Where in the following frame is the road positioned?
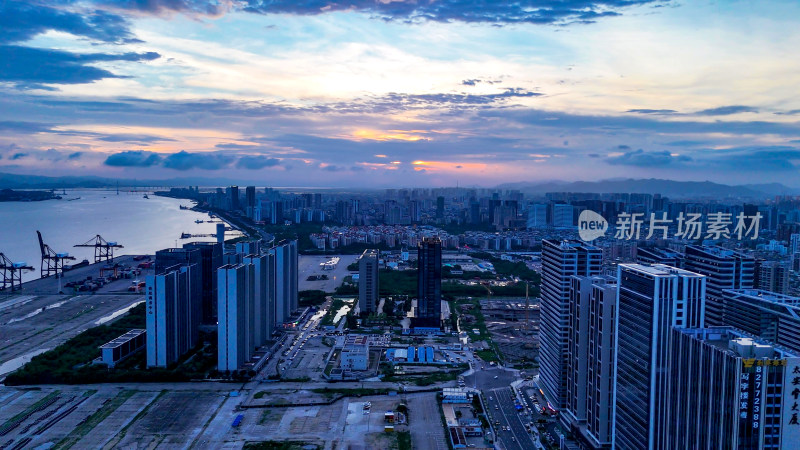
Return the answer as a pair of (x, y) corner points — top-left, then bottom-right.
(484, 387), (538, 450)
(257, 296), (329, 380)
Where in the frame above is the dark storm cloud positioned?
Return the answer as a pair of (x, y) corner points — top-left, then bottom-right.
(242, 0), (669, 26)
(236, 155), (281, 169)
(606, 149), (692, 167)
(0, 46), (160, 85)
(0, 1), (138, 44)
(162, 151), (235, 170)
(104, 150), (163, 167)
(693, 105), (758, 116)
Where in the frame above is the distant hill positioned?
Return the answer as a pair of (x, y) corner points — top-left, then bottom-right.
(0, 172), (234, 189)
(496, 178), (797, 199)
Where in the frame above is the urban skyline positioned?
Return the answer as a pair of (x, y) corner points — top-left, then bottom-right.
(3, 0), (800, 448)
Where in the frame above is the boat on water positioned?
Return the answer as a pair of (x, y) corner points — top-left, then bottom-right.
(143, 194), (149, 199)
(195, 219), (204, 224)
(180, 205), (190, 210)
(67, 197), (81, 201)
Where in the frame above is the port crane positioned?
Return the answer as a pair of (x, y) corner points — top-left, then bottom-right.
(74, 235), (124, 263)
(0, 253), (34, 292)
(37, 230), (75, 278)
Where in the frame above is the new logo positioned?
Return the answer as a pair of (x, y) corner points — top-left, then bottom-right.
(578, 210), (608, 241)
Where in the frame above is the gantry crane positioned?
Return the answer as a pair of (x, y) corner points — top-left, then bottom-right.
(37, 230), (75, 278)
(75, 235), (123, 263)
(0, 253), (34, 291)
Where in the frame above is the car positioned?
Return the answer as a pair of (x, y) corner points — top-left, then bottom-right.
(494, 375), (499, 379)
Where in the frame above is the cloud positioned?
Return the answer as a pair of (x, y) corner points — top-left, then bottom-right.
(68, 152), (83, 160)
(606, 149), (691, 167)
(0, 121), (52, 133)
(0, 1), (138, 44)
(104, 150), (162, 167)
(162, 151), (234, 170)
(10, 152), (28, 160)
(626, 109), (677, 115)
(0, 46), (160, 86)
(99, 0), (233, 16)
(242, 0), (668, 26)
(693, 105), (758, 116)
(775, 109), (800, 116)
(236, 155), (280, 169)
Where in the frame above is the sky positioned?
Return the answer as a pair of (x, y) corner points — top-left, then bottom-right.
(1, 0), (799, 188)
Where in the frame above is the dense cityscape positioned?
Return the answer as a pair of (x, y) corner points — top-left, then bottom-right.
(1, 183), (800, 449)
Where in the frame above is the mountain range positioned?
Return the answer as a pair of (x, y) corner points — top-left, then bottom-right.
(0, 172), (796, 199)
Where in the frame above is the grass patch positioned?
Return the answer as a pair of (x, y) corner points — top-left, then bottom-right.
(254, 391), (267, 399)
(310, 387), (393, 397)
(5, 304), (218, 385)
(299, 290), (328, 307)
(475, 349), (499, 363)
(397, 431), (412, 450)
(55, 390), (135, 449)
(320, 298), (347, 326)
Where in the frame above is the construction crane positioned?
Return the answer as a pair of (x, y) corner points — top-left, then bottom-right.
(37, 230), (75, 278)
(0, 253), (34, 292)
(75, 235), (124, 263)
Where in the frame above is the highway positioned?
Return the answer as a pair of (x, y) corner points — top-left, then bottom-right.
(484, 387), (538, 450)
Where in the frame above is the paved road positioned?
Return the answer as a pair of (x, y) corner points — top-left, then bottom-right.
(408, 392), (448, 450)
(485, 387), (538, 450)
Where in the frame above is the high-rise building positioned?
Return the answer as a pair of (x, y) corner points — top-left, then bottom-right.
(635, 247), (683, 267)
(540, 239), (602, 413)
(416, 237), (442, 327)
(358, 249), (379, 314)
(217, 264), (249, 372)
(756, 260), (791, 295)
(243, 253), (271, 345)
(565, 275), (617, 449)
(146, 264), (202, 367)
(235, 240), (261, 256)
(271, 240), (298, 324)
(670, 327), (800, 449)
(182, 241), (222, 325)
(719, 289), (800, 353)
(227, 185), (240, 211)
(436, 196), (445, 220)
(469, 201), (481, 224)
(527, 203), (548, 229)
(155, 247), (201, 275)
(245, 185), (256, 216)
(553, 203), (574, 228)
(614, 264), (706, 450)
(683, 245), (754, 325)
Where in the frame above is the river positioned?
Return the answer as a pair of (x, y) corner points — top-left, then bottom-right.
(0, 189), (241, 282)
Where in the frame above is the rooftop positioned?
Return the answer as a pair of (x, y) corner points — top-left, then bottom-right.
(100, 329), (146, 349)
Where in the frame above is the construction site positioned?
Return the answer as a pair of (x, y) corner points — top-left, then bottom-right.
(479, 298), (540, 365)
